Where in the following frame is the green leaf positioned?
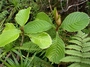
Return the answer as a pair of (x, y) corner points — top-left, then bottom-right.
(69, 40), (81, 46)
(24, 19), (52, 33)
(3, 23), (16, 32)
(66, 45), (81, 51)
(68, 63), (90, 67)
(46, 32), (65, 64)
(60, 56), (80, 63)
(28, 32), (52, 49)
(15, 41), (42, 53)
(82, 47), (90, 52)
(15, 7), (31, 26)
(36, 12), (52, 24)
(61, 12), (90, 32)
(81, 58), (90, 64)
(65, 50), (81, 57)
(0, 23), (20, 47)
(82, 53), (90, 58)
(83, 42), (90, 47)
(68, 63), (81, 67)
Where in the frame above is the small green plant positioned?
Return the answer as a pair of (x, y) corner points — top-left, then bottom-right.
(61, 31), (90, 67)
(0, 6), (90, 67)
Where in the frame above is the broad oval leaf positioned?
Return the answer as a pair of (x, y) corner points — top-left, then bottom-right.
(45, 32), (65, 64)
(36, 12), (52, 24)
(24, 19), (52, 33)
(61, 12), (90, 32)
(0, 23), (21, 47)
(15, 7), (31, 26)
(28, 32), (52, 49)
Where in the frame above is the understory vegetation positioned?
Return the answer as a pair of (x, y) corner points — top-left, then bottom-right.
(0, 0), (90, 67)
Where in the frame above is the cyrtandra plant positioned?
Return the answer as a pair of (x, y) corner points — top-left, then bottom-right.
(0, 6), (90, 66)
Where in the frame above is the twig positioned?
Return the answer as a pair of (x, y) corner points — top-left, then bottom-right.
(63, 0), (88, 12)
(59, 0), (64, 11)
(48, 0), (52, 12)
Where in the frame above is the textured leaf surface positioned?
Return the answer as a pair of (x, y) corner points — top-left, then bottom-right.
(82, 47), (90, 52)
(28, 32), (52, 49)
(24, 19), (52, 33)
(81, 58), (90, 64)
(65, 50), (81, 57)
(60, 56), (80, 62)
(15, 42), (41, 53)
(82, 53), (90, 58)
(15, 7), (31, 26)
(68, 63), (80, 67)
(61, 31), (90, 66)
(66, 45), (81, 51)
(69, 40), (81, 46)
(46, 32), (65, 64)
(83, 42), (90, 47)
(36, 12), (52, 23)
(0, 23), (20, 47)
(61, 12), (89, 32)
(69, 63), (90, 67)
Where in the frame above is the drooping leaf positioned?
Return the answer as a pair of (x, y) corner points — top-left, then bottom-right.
(24, 19), (52, 33)
(61, 12), (90, 32)
(36, 12), (52, 24)
(0, 23), (21, 47)
(28, 32), (52, 49)
(46, 32), (65, 64)
(15, 7), (31, 26)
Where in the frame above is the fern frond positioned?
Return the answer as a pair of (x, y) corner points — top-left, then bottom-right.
(82, 34), (88, 39)
(76, 31), (87, 38)
(60, 56), (80, 63)
(82, 47), (90, 52)
(83, 37), (90, 43)
(61, 31), (90, 67)
(69, 40), (81, 46)
(82, 53), (90, 58)
(0, 10), (8, 21)
(83, 42), (90, 47)
(65, 50), (81, 57)
(81, 58), (90, 64)
(68, 63), (90, 67)
(66, 45), (81, 51)
(71, 36), (82, 41)
(15, 42), (42, 53)
(68, 63), (80, 67)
